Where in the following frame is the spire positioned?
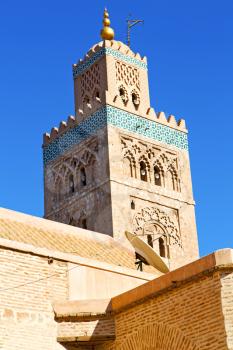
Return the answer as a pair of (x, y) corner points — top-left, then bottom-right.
(100, 8), (115, 40)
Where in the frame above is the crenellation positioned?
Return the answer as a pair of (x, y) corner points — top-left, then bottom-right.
(43, 9), (197, 274)
(50, 127), (58, 140)
(1, 8), (233, 350)
(43, 115), (76, 146)
(58, 121), (67, 133)
(42, 106), (187, 149)
(167, 114), (177, 127)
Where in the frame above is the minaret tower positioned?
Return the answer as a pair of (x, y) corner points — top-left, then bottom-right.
(43, 9), (199, 269)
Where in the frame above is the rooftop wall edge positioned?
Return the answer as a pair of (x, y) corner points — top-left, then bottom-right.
(110, 249), (233, 313)
(0, 237), (155, 281)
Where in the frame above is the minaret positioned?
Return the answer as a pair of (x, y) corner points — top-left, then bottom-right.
(43, 9), (199, 269)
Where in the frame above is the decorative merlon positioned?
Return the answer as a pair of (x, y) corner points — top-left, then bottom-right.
(43, 115), (76, 145)
(43, 106), (187, 147)
(43, 105), (188, 165)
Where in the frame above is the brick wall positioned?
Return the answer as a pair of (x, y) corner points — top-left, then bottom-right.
(0, 247), (68, 350)
(98, 271), (229, 350)
(221, 271), (233, 350)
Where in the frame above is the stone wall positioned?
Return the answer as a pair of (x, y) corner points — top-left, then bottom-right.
(221, 270), (233, 349)
(107, 125), (199, 269)
(0, 239), (155, 350)
(105, 274), (226, 349)
(95, 252), (233, 350)
(0, 247), (68, 350)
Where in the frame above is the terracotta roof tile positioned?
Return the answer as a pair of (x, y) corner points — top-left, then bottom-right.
(0, 208), (157, 274)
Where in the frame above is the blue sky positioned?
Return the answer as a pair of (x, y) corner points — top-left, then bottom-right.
(0, 0), (232, 256)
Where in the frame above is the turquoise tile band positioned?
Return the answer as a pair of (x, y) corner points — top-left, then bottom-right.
(43, 106), (188, 165)
(106, 106), (188, 150)
(73, 47), (148, 77)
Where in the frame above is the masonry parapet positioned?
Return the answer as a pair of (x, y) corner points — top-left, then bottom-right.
(72, 40), (147, 78)
(43, 115), (76, 146)
(43, 106), (187, 148)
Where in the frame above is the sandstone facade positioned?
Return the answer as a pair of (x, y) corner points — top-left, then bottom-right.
(1, 11), (232, 350)
(43, 40), (199, 270)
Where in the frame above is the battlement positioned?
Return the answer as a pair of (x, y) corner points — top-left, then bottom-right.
(43, 105), (187, 151)
(43, 115), (76, 146)
(72, 40), (147, 78)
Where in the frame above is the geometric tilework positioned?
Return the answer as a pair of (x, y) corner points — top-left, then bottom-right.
(43, 107), (107, 165)
(43, 105), (188, 166)
(73, 47), (147, 78)
(106, 105), (188, 151)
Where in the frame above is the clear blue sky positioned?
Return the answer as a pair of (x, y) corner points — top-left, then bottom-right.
(0, 0), (232, 257)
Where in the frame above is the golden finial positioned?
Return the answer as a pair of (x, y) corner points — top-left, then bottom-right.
(100, 8), (115, 40)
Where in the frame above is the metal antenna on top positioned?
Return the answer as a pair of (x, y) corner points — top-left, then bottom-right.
(127, 17), (144, 47)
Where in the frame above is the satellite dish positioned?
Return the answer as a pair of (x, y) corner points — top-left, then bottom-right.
(125, 231), (170, 274)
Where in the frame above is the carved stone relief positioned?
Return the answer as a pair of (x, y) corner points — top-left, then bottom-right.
(80, 63), (100, 98)
(47, 138), (99, 209)
(133, 206), (182, 250)
(121, 135), (181, 191)
(115, 61), (140, 90)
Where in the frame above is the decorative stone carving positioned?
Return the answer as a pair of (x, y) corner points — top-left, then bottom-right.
(43, 106), (188, 165)
(121, 136), (181, 191)
(80, 63), (100, 99)
(133, 206), (181, 248)
(49, 138), (99, 206)
(115, 61), (140, 90)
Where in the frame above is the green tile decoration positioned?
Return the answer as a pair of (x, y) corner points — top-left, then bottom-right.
(43, 105), (188, 165)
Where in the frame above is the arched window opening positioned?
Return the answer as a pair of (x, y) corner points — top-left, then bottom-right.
(80, 167), (87, 187)
(69, 174), (75, 194)
(84, 95), (90, 104)
(119, 88), (125, 97)
(96, 91), (100, 99)
(131, 200), (135, 210)
(69, 217), (76, 226)
(140, 161), (148, 182)
(154, 166), (162, 186)
(167, 170), (175, 191)
(56, 178), (63, 202)
(147, 234), (153, 248)
(132, 92), (140, 109)
(119, 86), (128, 104)
(159, 237), (166, 258)
(123, 157), (133, 178)
(81, 218), (87, 229)
(83, 95), (91, 109)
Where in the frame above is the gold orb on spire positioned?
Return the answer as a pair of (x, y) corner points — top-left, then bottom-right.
(100, 8), (115, 40)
